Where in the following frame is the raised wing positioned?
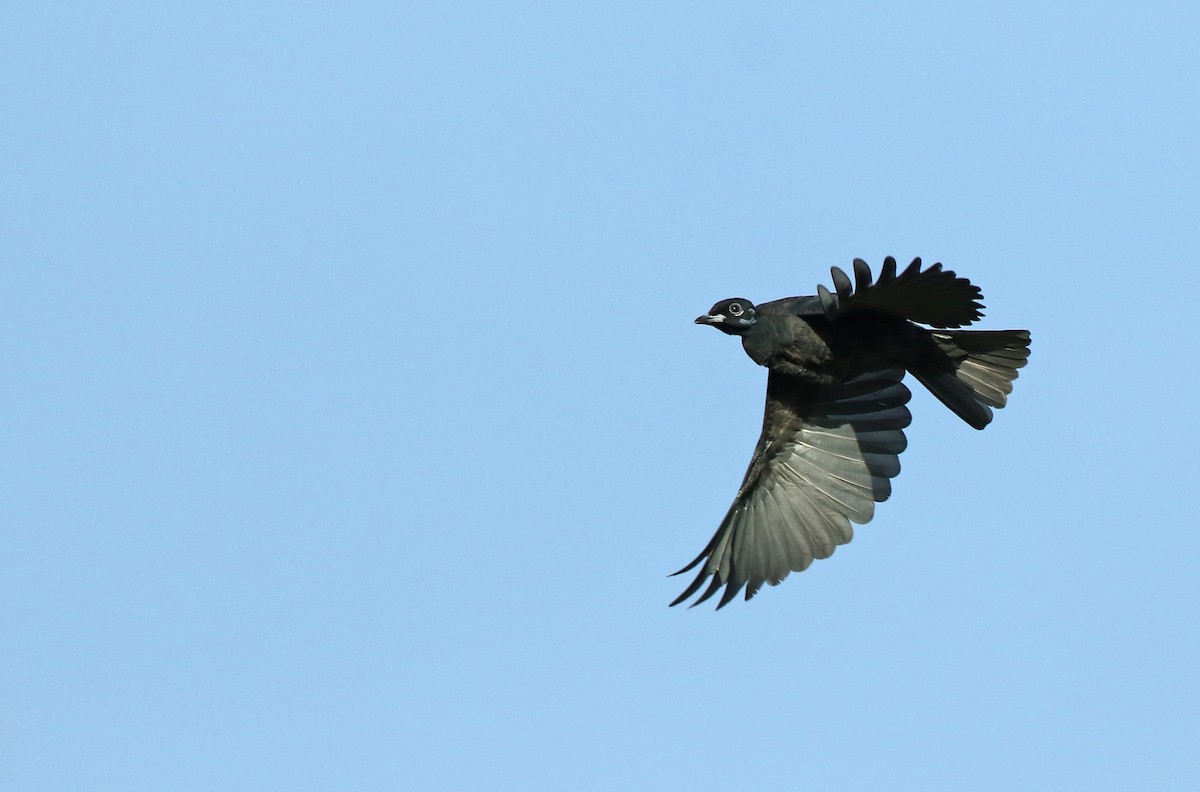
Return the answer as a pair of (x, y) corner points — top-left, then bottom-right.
(813, 256), (985, 328)
(671, 369), (912, 609)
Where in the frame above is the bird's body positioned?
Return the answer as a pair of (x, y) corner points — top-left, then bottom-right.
(675, 257), (1030, 609)
(742, 303), (926, 384)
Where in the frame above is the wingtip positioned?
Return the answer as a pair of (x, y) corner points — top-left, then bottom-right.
(830, 266), (853, 301)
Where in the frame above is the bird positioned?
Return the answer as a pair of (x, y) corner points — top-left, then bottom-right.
(673, 256), (1030, 609)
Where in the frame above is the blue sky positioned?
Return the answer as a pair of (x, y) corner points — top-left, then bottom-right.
(3, 2), (1198, 789)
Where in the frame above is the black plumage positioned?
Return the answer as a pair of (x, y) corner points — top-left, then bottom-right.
(674, 256), (1030, 609)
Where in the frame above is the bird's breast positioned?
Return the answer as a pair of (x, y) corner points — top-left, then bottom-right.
(741, 315), (831, 375)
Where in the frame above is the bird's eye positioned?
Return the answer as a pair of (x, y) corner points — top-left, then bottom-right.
(728, 303), (744, 316)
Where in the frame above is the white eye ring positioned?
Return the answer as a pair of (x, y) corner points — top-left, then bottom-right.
(728, 303), (744, 316)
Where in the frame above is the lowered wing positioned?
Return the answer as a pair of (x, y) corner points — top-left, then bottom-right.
(671, 369), (912, 609)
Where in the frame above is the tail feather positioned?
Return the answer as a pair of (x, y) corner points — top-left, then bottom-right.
(910, 329), (1031, 429)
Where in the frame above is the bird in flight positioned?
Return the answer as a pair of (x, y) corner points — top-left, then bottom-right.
(673, 256), (1030, 609)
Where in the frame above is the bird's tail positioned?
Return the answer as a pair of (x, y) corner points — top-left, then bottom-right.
(909, 329), (1031, 430)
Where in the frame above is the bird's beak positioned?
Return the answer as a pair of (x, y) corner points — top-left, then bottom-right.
(695, 314), (722, 325)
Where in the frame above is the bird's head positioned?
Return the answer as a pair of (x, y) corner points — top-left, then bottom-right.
(695, 298), (757, 335)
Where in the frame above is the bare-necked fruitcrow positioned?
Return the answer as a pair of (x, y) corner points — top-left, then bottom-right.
(673, 256), (1030, 609)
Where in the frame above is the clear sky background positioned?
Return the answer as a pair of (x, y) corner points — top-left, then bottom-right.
(3, 3), (1198, 790)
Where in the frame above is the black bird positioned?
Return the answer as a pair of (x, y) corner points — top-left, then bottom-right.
(673, 256), (1030, 609)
